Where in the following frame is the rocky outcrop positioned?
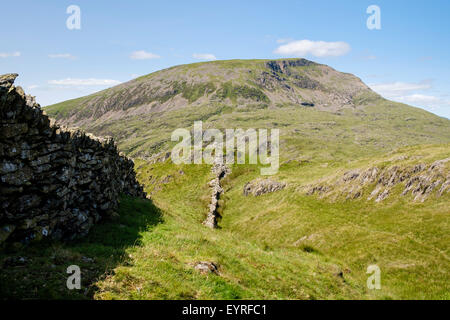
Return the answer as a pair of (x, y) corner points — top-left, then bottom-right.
(193, 261), (219, 275)
(307, 158), (449, 202)
(203, 161), (230, 229)
(243, 179), (286, 197)
(265, 59), (317, 74)
(143, 151), (171, 164)
(0, 74), (146, 245)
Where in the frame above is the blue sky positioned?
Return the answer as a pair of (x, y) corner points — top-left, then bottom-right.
(1, 0), (449, 118)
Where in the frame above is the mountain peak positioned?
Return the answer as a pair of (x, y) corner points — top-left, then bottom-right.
(46, 58), (376, 124)
(44, 58), (449, 159)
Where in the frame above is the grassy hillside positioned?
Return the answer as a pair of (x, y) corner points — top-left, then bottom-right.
(2, 144), (448, 299)
(44, 59), (450, 160)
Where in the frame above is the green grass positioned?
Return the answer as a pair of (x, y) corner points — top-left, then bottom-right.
(0, 197), (162, 299)
(218, 144), (450, 299)
(103, 144), (448, 300)
(93, 162), (364, 300)
(0, 165), (363, 300)
(45, 98), (450, 163)
(216, 82), (270, 104)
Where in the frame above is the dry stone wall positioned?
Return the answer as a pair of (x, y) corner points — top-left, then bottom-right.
(0, 74), (146, 245)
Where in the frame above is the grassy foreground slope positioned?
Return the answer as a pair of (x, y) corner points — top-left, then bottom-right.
(3, 144), (447, 299)
(112, 143), (448, 300)
(0, 169), (363, 300)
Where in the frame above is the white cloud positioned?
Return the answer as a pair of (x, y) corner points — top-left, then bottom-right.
(395, 94), (450, 114)
(274, 40), (351, 57)
(369, 81), (432, 97)
(369, 80), (449, 114)
(48, 78), (121, 86)
(192, 53), (217, 60)
(130, 50), (160, 60)
(48, 53), (76, 59)
(397, 94), (443, 105)
(28, 85), (39, 89)
(0, 51), (21, 58)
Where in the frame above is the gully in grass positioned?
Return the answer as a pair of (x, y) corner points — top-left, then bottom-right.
(171, 121), (280, 175)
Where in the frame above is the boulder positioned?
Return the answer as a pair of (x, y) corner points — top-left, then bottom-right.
(194, 261), (219, 275)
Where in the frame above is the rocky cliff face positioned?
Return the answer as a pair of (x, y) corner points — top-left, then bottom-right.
(0, 74), (146, 245)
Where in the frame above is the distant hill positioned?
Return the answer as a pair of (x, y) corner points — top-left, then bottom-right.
(45, 58), (450, 161)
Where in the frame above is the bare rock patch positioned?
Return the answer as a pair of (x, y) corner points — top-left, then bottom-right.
(243, 179), (286, 196)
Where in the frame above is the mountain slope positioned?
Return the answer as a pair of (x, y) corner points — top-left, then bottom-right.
(45, 59), (450, 161)
(46, 58), (372, 122)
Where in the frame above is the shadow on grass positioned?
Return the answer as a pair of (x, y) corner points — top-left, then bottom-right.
(0, 196), (162, 299)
